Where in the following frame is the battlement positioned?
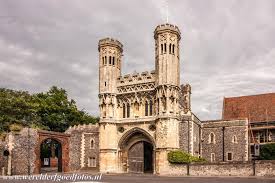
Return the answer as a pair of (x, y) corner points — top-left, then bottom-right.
(154, 23), (181, 39)
(98, 37), (123, 52)
(117, 70), (156, 85)
(66, 123), (99, 133)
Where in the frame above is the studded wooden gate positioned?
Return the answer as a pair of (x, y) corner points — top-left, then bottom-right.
(128, 141), (144, 173)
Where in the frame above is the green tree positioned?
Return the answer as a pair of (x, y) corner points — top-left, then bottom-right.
(260, 143), (275, 160)
(0, 86), (99, 133)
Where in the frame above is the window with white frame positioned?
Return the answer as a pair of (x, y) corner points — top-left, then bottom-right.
(209, 132), (216, 144)
(90, 139), (95, 149)
(88, 157), (96, 167)
(232, 135), (238, 144)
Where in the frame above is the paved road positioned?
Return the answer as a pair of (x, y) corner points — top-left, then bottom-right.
(0, 174), (274, 183)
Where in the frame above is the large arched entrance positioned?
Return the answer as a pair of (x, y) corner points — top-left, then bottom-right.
(40, 138), (62, 173)
(118, 128), (155, 173)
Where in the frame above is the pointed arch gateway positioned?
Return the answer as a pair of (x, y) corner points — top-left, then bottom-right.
(118, 128), (155, 173)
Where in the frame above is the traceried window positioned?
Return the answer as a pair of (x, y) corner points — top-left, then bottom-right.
(88, 157), (96, 167)
(127, 103), (130, 118)
(209, 132), (215, 144)
(123, 104), (126, 118)
(145, 101), (149, 116)
(149, 100), (153, 116)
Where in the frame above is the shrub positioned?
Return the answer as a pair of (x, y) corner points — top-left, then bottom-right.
(168, 150), (206, 164)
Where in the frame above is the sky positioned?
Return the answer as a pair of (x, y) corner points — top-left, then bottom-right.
(0, 0), (274, 120)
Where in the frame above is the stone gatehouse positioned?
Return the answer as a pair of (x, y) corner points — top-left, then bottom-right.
(0, 23), (253, 175)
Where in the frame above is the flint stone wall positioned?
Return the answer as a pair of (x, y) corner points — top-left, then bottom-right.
(66, 124), (99, 172)
(10, 128), (38, 175)
(165, 161), (275, 176)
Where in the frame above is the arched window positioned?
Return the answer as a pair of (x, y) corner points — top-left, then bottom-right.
(127, 103), (130, 118)
(123, 104), (126, 118)
(172, 44), (175, 54)
(145, 101), (148, 116)
(164, 43), (167, 53)
(104, 56), (107, 65)
(161, 44), (163, 54)
(149, 100), (153, 116)
(90, 139), (95, 149)
(209, 132), (215, 144)
(232, 135), (238, 143)
(169, 43), (171, 54)
(102, 57), (104, 65)
(112, 57), (115, 65)
(109, 56), (112, 65)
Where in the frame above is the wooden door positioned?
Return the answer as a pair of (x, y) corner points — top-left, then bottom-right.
(128, 141), (144, 173)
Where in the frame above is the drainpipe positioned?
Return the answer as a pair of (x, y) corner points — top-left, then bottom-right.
(27, 127), (30, 175)
(187, 120), (190, 153)
(222, 127), (225, 162)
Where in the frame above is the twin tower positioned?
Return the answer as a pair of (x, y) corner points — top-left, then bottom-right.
(97, 24), (185, 174)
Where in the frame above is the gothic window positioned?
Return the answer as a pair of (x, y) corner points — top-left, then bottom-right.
(145, 101), (148, 116)
(104, 56), (107, 65)
(211, 153), (215, 162)
(161, 44), (163, 54)
(232, 135), (238, 143)
(227, 152), (233, 161)
(102, 57), (104, 65)
(164, 43), (167, 53)
(149, 100), (153, 116)
(169, 43), (171, 54)
(104, 82), (106, 87)
(172, 44), (175, 54)
(209, 132), (215, 144)
(109, 56), (112, 65)
(112, 57), (115, 65)
(123, 104), (126, 118)
(90, 139), (95, 149)
(127, 103), (130, 118)
(88, 157), (96, 167)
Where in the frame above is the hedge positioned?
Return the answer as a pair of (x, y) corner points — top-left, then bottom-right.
(168, 150), (206, 163)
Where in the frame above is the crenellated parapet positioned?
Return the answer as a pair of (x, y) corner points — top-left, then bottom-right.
(98, 37), (123, 52)
(66, 123), (99, 133)
(154, 23), (181, 40)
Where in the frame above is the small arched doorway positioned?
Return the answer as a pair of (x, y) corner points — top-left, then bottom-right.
(40, 138), (62, 173)
(119, 128), (155, 173)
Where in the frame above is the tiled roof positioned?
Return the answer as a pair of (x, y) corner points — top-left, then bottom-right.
(222, 93), (275, 123)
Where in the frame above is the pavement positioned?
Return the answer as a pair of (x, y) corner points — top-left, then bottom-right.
(0, 173), (274, 183)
